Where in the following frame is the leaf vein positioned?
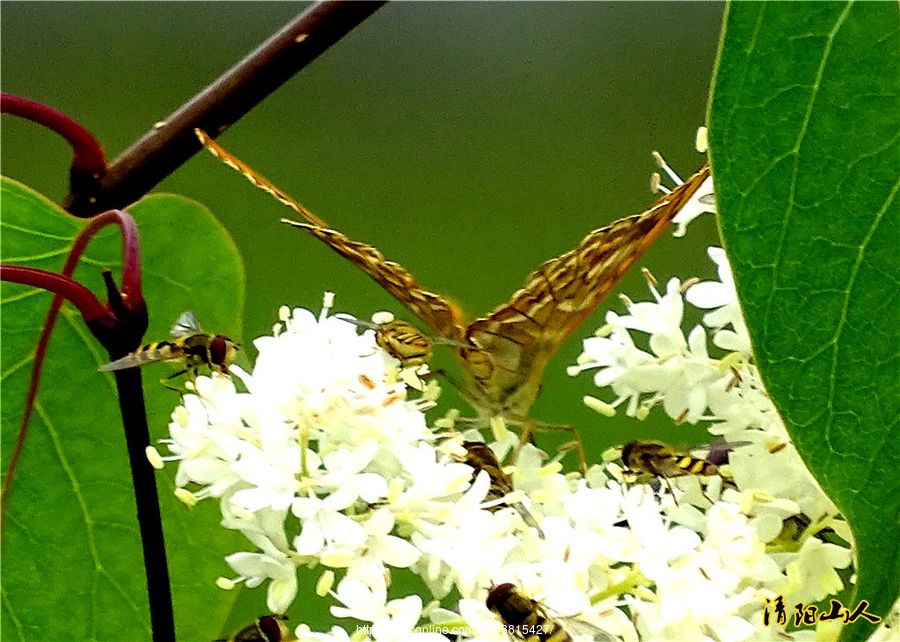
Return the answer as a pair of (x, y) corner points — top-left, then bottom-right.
(763, 2), (854, 334)
(0, 221), (76, 241)
(0, 352), (35, 382)
(0, 287), (46, 305)
(823, 177), (899, 449)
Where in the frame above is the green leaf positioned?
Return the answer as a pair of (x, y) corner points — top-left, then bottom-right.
(1, 178), (247, 641)
(709, 3), (898, 640)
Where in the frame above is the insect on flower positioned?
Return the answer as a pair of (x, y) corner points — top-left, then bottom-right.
(214, 614), (293, 642)
(457, 441), (544, 537)
(99, 311), (239, 388)
(336, 314), (437, 368)
(486, 582), (616, 642)
(621, 440), (719, 480)
(195, 129), (710, 468)
(619, 439), (728, 504)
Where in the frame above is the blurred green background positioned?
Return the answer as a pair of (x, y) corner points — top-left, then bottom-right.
(2, 0), (724, 633)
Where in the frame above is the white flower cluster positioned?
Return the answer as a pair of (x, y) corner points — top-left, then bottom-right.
(150, 151), (889, 642)
(568, 244), (855, 640)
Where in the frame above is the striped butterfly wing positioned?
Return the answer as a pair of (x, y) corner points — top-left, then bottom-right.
(280, 220), (469, 344)
(197, 129), (469, 343)
(464, 165), (711, 415)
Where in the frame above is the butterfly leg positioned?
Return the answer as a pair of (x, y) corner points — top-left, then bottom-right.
(515, 420), (589, 475)
(426, 367), (465, 396)
(510, 419), (535, 465)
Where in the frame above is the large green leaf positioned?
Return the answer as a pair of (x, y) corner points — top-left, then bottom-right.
(709, 3), (898, 640)
(1, 178), (247, 641)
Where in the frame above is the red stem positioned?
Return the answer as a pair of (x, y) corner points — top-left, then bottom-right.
(1, 92), (107, 177)
(0, 265), (109, 520)
(71, 210), (142, 298)
(0, 211), (145, 533)
(0, 265), (107, 319)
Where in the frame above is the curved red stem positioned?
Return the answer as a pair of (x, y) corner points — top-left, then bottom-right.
(0, 211), (144, 522)
(0, 265), (107, 319)
(0, 265), (108, 519)
(1, 92), (107, 178)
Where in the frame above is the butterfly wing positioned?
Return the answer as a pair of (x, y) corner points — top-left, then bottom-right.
(282, 220), (469, 343)
(465, 165), (711, 414)
(196, 128), (331, 228)
(199, 130), (470, 344)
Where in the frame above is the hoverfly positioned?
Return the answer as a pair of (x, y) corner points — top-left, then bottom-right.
(99, 311), (239, 387)
(458, 442), (544, 537)
(620, 439), (723, 503)
(374, 318), (434, 367)
(214, 614), (293, 642)
(338, 313), (476, 370)
(486, 582), (616, 642)
(621, 440), (719, 480)
(336, 314), (434, 367)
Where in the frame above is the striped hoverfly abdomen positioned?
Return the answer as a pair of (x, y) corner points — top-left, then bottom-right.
(621, 440), (719, 479)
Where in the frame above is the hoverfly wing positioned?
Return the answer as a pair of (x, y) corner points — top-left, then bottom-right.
(523, 591), (619, 642)
(461, 442), (545, 537)
(98, 353), (146, 372)
(557, 615), (619, 642)
(171, 310), (203, 337)
(510, 502), (544, 538)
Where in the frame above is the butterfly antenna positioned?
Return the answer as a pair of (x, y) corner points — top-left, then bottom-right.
(194, 128), (330, 228)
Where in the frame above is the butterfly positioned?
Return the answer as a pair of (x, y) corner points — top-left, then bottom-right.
(195, 129), (710, 452)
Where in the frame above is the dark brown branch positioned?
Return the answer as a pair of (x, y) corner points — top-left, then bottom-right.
(102, 356), (173, 642)
(63, 0), (386, 217)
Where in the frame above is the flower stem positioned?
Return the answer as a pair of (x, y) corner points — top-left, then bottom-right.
(590, 567), (647, 604)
